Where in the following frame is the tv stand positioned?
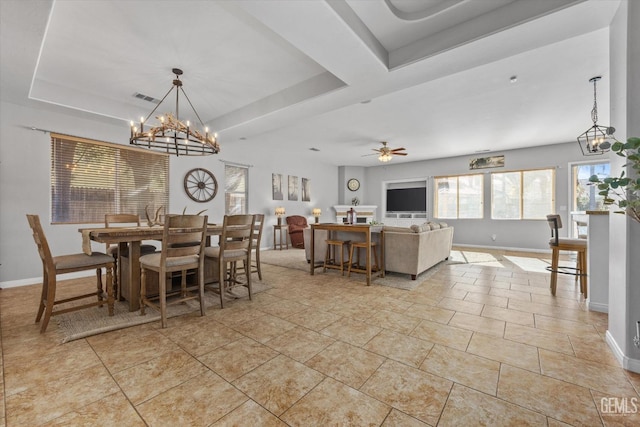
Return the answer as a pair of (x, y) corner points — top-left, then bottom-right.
(384, 212), (427, 227)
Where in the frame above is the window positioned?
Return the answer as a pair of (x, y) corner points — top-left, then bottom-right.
(225, 164), (248, 214)
(491, 168), (554, 219)
(434, 174), (483, 219)
(51, 134), (169, 224)
(571, 161), (610, 211)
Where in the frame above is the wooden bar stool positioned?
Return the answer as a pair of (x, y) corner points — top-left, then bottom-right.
(347, 241), (380, 278)
(546, 214), (587, 298)
(323, 239), (350, 275)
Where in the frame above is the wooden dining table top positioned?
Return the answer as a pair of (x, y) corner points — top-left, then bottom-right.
(79, 224), (224, 244)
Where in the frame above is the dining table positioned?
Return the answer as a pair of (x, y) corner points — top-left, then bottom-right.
(309, 223), (384, 285)
(79, 224), (223, 311)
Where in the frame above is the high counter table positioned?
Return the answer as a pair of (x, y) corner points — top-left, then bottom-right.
(310, 223), (384, 285)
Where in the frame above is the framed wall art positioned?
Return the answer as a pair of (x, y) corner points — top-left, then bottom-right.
(470, 155), (504, 170)
(272, 173), (284, 200)
(301, 178), (310, 202)
(288, 175), (298, 201)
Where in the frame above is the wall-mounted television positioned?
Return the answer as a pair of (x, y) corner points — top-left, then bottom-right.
(386, 188), (426, 212)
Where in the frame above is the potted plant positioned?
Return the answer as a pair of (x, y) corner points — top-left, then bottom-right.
(588, 137), (640, 223)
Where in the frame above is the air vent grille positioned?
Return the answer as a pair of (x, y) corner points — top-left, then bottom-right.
(133, 92), (159, 103)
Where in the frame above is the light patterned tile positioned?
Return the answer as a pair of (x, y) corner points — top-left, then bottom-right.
(481, 304), (535, 327)
(420, 345), (500, 396)
(233, 354), (324, 416)
(364, 329), (434, 368)
(467, 333), (540, 372)
(504, 323), (574, 355)
(265, 326), (334, 362)
(320, 316), (382, 346)
(448, 312), (505, 337)
(136, 370), (247, 425)
(113, 348), (208, 405)
(285, 308), (342, 331)
(539, 349), (637, 397)
(306, 341), (385, 389)
(404, 303), (455, 324)
(361, 360), (452, 426)
(437, 297), (483, 315)
(281, 377), (390, 426)
(41, 392), (144, 426)
(439, 384), (547, 426)
(381, 409), (429, 426)
(211, 400), (287, 427)
(233, 313), (298, 343)
(198, 337), (279, 382)
(463, 292), (508, 308)
(366, 309), (422, 335)
(410, 320), (472, 351)
(498, 364), (602, 426)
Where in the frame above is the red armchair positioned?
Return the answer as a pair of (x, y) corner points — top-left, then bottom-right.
(286, 215), (308, 248)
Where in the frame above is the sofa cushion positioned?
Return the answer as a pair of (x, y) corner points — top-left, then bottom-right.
(410, 223), (431, 233)
(427, 221), (441, 230)
(383, 226), (412, 233)
(439, 222), (448, 228)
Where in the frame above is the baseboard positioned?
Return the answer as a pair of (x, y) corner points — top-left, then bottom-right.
(453, 243), (550, 254)
(0, 270), (94, 289)
(606, 330), (640, 373)
(588, 301), (608, 313)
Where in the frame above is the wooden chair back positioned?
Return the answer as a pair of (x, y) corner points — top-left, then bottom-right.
(26, 214), (54, 273)
(161, 214), (208, 264)
(105, 213), (142, 228)
(219, 214), (254, 257)
(546, 214), (562, 246)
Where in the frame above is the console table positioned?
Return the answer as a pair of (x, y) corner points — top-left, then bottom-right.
(310, 223), (384, 285)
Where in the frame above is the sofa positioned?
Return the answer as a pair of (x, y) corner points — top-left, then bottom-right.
(383, 222), (454, 279)
(303, 222), (453, 279)
(286, 215), (308, 248)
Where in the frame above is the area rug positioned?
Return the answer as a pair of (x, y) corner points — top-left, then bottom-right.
(55, 280), (270, 343)
(260, 248), (454, 291)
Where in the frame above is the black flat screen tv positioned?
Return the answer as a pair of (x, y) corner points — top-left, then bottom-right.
(386, 188), (426, 212)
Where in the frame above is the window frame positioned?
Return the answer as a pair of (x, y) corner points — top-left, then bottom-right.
(490, 167), (555, 220)
(50, 133), (169, 224)
(433, 173), (484, 219)
(224, 164), (249, 215)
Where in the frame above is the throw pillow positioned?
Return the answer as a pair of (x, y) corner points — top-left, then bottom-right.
(410, 223), (431, 233)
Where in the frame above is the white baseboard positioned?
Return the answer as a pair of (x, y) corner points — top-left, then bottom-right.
(453, 243), (550, 254)
(0, 270), (94, 289)
(606, 330), (640, 373)
(588, 301), (608, 313)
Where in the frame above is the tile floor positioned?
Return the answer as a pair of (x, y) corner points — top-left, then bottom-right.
(1, 247), (639, 426)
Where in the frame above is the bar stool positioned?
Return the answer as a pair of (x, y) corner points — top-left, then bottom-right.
(347, 241), (380, 278)
(546, 214), (587, 298)
(323, 239), (351, 275)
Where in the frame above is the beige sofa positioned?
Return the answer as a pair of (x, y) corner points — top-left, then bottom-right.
(303, 223), (453, 279)
(384, 223), (453, 279)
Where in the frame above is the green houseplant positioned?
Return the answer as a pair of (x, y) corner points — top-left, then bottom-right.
(588, 137), (640, 223)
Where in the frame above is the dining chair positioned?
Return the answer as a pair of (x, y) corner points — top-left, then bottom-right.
(205, 214), (255, 308)
(546, 214), (587, 297)
(105, 213), (156, 299)
(26, 214), (115, 333)
(251, 214), (265, 280)
(139, 214), (208, 328)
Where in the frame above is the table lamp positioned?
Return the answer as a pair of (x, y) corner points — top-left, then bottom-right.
(275, 207), (285, 225)
(312, 208), (322, 223)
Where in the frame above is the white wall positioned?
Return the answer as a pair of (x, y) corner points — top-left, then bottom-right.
(363, 142), (586, 251)
(0, 100), (338, 285)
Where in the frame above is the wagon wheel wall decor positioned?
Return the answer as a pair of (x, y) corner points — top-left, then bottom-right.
(184, 168), (218, 202)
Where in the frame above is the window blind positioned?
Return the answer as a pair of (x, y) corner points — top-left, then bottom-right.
(51, 133), (169, 224)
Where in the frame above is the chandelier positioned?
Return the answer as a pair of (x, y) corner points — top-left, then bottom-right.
(130, 68), (220, 156)
(576, 76), (615, 156)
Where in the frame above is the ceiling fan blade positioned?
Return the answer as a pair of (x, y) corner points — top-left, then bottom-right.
(393, 152), (408, 156)
(390, 147), (406, 152)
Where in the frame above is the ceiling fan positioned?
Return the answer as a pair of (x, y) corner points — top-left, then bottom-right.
(369, 141), (408, 162)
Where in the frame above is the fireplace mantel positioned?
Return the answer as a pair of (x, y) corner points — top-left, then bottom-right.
(333, 205), (377, 224)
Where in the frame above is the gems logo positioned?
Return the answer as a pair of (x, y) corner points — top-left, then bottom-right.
(600, 397), (638, 415)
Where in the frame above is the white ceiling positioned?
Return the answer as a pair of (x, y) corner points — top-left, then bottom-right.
(0, 0), (621, 166)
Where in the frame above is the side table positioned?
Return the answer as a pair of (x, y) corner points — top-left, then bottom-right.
(273, 224), (289, 250)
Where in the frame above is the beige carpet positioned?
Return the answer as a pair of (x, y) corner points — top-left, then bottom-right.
(260, 248), (455, 291)
(55, 280), (270, 343)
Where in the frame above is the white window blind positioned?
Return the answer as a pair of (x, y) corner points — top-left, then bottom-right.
(225, 164), (248, 214)
(51, 133), (169, 224)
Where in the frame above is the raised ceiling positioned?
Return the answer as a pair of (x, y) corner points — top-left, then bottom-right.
(0, 0), (621, 166)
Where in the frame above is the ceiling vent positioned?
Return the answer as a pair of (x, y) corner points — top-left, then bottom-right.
(133, 92), (159, 103)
